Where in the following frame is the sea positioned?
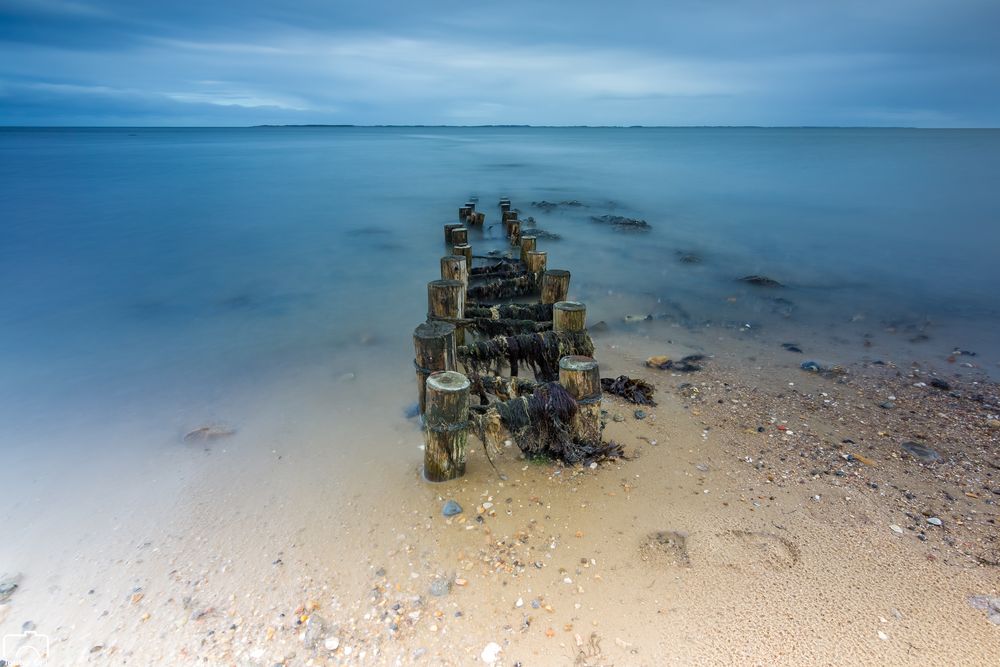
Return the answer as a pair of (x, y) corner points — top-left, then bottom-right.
(1, 127), (999, 590)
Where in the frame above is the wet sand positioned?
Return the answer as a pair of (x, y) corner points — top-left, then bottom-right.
(2, 325), (998, 666)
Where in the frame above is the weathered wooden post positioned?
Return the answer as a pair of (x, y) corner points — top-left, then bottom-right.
(413, 321), (457, 414)
(428, 279), (465, 344)
(465, 201), (476, 213)
(444, 223), (463, 243)
(423, 370), (470, 482)
(553, 301), (586, 332)
(559, 355), (602, 445)
(499, 198), (511, 213)
(508, 219), (521, 246)
(458, 205), (472, 220)
(524, 250), (548, 279)
(451, 226), (469, 245)
(440, 254), (468, 290)
(540, 269), (570, 304)
(520, 235), (537, 254)
(502, 210), (518, 223)
(453, 243), (473, 276)
(472, 211), (486, 225)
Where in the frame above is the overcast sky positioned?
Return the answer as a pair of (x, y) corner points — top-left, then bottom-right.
(1, 0), (998, 126)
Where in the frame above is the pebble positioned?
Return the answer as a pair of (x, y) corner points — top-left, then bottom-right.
(0, 573), (21, 602)
(613, 413), (625, 422)
(900, 441), (941, 462)
(324, 637), (340, 651)
(634, 409), (647, 420)
(429, 578), (452, 597)
(879, 401), (895, 409)
(926, 517), (942, 526)
(302, 614), (325, 649)
(889, 524), (904, 535)
(442, 500), (463, 517)
(480, 641), (502, 664)
(877, 630), (889, 641)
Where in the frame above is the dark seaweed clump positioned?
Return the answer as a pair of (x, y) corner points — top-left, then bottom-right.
(591, 215), (650, 230)
(601, 375), (657, 405)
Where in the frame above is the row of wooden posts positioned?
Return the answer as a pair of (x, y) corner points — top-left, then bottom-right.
(413, 197), (602, 482)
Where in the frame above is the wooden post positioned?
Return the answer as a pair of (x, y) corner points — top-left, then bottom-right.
(440, 255), (468, 319)
(540, 269), (570, 304)
(453, 243), (472, 276)
(451, 226), (468, 245)
(423, 370), (470, 482)
(523, 250), (548, 278)
(508, 219), (521, 246)
(553, 301), (586, 332)
(473, 211), (486, 225)
(520, 235), (537, 254)
(499, 199), (511, 213)
(458, 206), (471, 220)
(413, 322), (457, 414)
(445, 223), (463, 243)
(428, 279), (465, 344)
(465, 201), (476, 212)
(502, 210), (518, 223)
(559, 355), (602, 445)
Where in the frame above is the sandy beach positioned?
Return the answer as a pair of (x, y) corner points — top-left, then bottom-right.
(3, 318), (998, 666)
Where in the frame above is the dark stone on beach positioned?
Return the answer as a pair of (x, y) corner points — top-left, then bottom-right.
(0, 573), (21, 602)
(738, 275), (783, 288)
(782, 343), (803, 353)
(929, 378), (951, 391)
(634, 409), (647, 420)
(442, 500), (463, 517)
(901, 441), (941, 462)
(403, 402), (420, 419)
(880, 401), (896, 409)
(591, 215), (650, 230)
(800, 360), (822, 372)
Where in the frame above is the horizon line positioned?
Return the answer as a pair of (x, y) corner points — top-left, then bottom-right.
(2, 124), (999, 130)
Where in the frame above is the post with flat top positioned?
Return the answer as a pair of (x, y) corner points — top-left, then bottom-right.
(452, 243), (473, 278)
(540, 269), (570, 304)
(440, 255), (468, 318)
(450, 226), (469, 246)
(413, 321), (457, 415)
(553, 301), (586, 332)
(427, 279), (465, 344)
(444, 223), (463, 243)
(520, 235), (537, 255)
(508, 219), (521, 246)
(523, 250), (547, 279)
(559, 355), (602, 445)
(423, 371), (470, 482)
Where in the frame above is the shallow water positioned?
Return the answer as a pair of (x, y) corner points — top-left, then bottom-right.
(1, 125), (999, 476)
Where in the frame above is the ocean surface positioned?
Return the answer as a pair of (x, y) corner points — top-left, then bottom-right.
(1, 127), (999, 500)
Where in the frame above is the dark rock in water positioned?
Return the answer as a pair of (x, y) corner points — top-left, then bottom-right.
(800, 360), (846, 377)
(929, 378), (951, 391)
(0, 573), (22, 602)
(442, 500), (463, 517)
(676, 251), (702, 264)
(901, 441), (941, 462)
(183, 424), (237, 443)
(634, 409), (647, 420)
(403, 402), (421, 419)
(589, 320), (609, 333)
(782, 343), (803, 353)
(738, 275), (783, 288)
(591, 215), (650, 230)
(529, 228), (562, 240)
(532, 200), (585, 212)
(952, 348), (977, 357)
(879, 401), (896, 409)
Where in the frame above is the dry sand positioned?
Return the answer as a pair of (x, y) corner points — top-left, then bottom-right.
(2, 329), (999, 666)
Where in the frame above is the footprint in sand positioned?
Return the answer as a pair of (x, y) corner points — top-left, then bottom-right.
(699, 530), (801, 570)
(639, 530), (691, 567)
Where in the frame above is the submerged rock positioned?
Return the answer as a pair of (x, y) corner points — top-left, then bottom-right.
(676, 251), (702, 264)
(782, 342), (803, 353)
(0, 573), (22, 602)
(183, 424), (237, 443)
(738, 275), (783, 287)
(442, 500), (463, 517)
(591, 214), (650, 230)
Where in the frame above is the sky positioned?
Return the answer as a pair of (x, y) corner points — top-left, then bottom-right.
(1, 0), (998, 127)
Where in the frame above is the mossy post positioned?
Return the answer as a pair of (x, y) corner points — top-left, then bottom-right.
(553, 301), (586, 332)
(413, 321), (457, 414)
(458, 205), (472, 220)
(473, 211), (486, 225)
(444, 223), (463, 243)
(440, 255), (468, 318)
(453, 243), (473, 276)
(540, 269), (570, 304)
(428, 278), (465, 344)
(499, 198), (511, 213)
(502, 210), (518, 223)
(508, 219), (521, 246)
(451, 226), (469, 246)
(524, 250), (547, 278)
(423, 370), (471, 482)
(559, 355), (602, 445)
(520, 235), (537, 255)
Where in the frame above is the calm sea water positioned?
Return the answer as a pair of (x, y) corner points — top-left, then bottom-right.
(1, 126), (999, 461)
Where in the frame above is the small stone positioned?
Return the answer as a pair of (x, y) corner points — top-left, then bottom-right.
(429, 578), (452, 597)
(612, 413), (625, 422)
(515, 597), (523, 608)
(302, 614), (326, 649)
(877, 630), (889, 641)
(442, 500), (463, 517)
(929, 378), (950, 390)
(324, 637), (340, 651)
(926, 517), (942, 526)
(634, 409), (647, 420)
(480, 641), (502, 664)
(879, 401), (895, 409)
(0, 573), (21, 603)
(530, 599), (540, 609)
(889, 524), (904, 535)
(900, 441), (940, 462)
(987, 419), (1000, 430)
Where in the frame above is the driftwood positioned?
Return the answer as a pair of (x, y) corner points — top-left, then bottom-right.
(458, 330), (594, 381)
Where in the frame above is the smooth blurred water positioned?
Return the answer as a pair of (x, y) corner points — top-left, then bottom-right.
(2, 126), (999, 455)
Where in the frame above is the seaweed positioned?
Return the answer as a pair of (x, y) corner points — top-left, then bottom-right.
(458, 331), (595, 381)
(601, 375), (657, 405)
(591, 215), (650, 230)
(470, 262), (527, 278)
(465, 302), (553, 322)
(468, 317), (549, 337)
(470, 382), (622, 464)
(646, 354), (705, 372)
(469, 374), (538, 403)
(466, 274), (537, 301)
